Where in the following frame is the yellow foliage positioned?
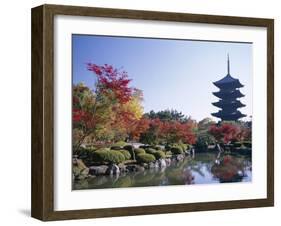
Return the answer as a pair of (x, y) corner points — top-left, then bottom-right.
(123, 96), (144, 120)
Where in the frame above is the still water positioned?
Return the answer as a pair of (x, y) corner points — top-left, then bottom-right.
(73, 153), (252, 190)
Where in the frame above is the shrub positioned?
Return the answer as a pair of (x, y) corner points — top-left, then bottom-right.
(91, 150), (125, 164)
(178, 143), (188, 151)
(166, 143), (189, 152)
(136, 153), (156, 163)
(139, 130), (158, 145)
(75, 147), (89, 157)
(118, 149), (131, 160)
(146, 148), (157, 154)
(194, 133), (215, 152)
(113, 141), (128, 147)
(243, 141), (252, 148)
(75, 147), (98, 166)
(165, 152), (172, 158)
(170, 146), (183, 155)
(91, 150), (108, 163)
(134, 148), (146, 155)
(152, 151), (166, 160)
(85, 145), (97, 150)
(166, 151), (172, 155)
(107, 151), (126, 164)
(166, 143), (187, 153)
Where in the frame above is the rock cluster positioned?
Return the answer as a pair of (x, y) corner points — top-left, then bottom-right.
(73, 152), (189, 180)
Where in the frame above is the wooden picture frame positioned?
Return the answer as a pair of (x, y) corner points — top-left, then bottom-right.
(31, 4), (274, 221)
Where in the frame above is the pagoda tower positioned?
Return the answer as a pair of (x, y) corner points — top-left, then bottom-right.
(211, 55), (246, 121)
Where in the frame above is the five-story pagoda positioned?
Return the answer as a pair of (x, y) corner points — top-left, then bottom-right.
(211, 55), (246, 121)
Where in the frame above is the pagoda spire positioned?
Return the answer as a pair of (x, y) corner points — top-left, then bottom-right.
(212, 56), (246, 121)
(227, 53), (230, 75)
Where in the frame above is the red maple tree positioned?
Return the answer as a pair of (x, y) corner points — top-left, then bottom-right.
(161, 120), (196, 144)
(209, 123), (240, 143)
(129, 117), (150, 140)
(87, 63), (133, 104)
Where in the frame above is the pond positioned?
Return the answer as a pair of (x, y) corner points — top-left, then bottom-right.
(73, 152), (252, 190)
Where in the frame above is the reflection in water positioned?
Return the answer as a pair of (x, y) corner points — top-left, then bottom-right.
(211, 155), (251, 183)
(73, 153), (252, 190)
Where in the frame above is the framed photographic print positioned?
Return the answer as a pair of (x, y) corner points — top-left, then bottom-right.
(31, 4), (274, 221)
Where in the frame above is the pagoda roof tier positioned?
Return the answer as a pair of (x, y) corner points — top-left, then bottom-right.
(213, 89), (245, 99)
(212, 100), (246, 109)
(211, 110), (246, 121)
(213, 74), (244, 89)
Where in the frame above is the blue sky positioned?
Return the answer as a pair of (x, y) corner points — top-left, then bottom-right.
(72, 34), (252, 122)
